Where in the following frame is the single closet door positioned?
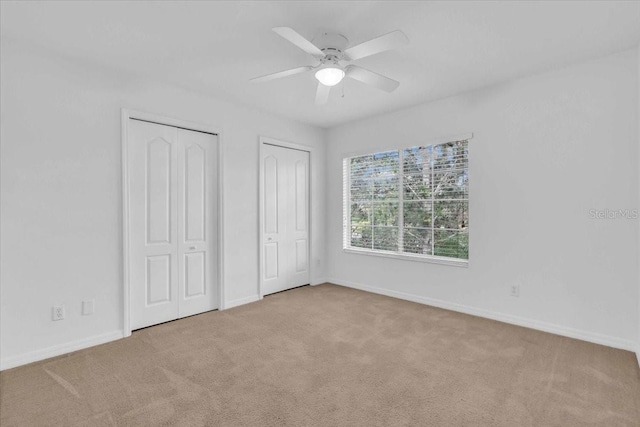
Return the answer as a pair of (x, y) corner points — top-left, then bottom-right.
(176, 128), (218, 318)
(262, 144), (310, 295)
(128, 119), (218, 330)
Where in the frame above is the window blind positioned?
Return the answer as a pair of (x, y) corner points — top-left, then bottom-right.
(344, 139), (469, 261)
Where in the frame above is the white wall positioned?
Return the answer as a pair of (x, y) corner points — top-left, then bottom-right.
(327, 49), (639, 350)
(0, 40), (326, 368)
(637, 43), (640, 362)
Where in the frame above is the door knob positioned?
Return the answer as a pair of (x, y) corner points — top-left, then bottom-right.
(189, 246), (196, 250)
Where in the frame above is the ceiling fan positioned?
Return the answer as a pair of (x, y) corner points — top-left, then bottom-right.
(250, 27), (409, 105)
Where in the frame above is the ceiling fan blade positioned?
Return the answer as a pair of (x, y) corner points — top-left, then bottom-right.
(250, 66), (312, 83)
(273, 27), (324, 58)
(345, 65), (400, 93)
(315, 83), (331, 105)
(344, 30), (409, 61)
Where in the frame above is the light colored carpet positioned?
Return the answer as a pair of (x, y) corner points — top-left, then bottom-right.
(1, 283), (639, 426)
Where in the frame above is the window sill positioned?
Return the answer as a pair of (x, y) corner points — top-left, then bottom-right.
(343, 247), (469, 268)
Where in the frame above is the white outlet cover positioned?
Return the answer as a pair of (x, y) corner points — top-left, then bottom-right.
(82, 300), (95, 315)
(52, 305), (65, 321)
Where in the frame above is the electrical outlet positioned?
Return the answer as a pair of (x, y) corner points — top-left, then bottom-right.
(52, 305), (65, 321)
(82, 300), (94, 315)
(510, 285), (520, 297)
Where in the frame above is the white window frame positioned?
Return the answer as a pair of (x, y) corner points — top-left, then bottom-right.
(342, 133), (472, 268)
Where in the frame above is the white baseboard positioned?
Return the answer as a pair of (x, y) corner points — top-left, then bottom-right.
(328, 278), (637, 353)
(0, 330), (124, 371)
(311, 278), (328, 286)
(636, 347), (640, 369)
(224, 294), (261, 310)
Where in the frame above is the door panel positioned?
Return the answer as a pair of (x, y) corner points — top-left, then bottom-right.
(184, 252), (205, 298)
(177, 128), (218, 318)
(262, 146), (287, 293)
(147, 138), (172, 244)
(295, 160), (307, 231)
(129, 120), (179, 330)
(184, 144), (205, 242)
(264, 242), (279, 279)
(129, 119), (218, 330)
(146, 255), (171, 304)
(295, 240), (307, 273)
(263, 156), (278, 234)
(288, 148), (310, 287)
(262, 144), (310, 295)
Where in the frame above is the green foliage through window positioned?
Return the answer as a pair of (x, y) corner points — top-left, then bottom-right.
(344, 140), (469, 261)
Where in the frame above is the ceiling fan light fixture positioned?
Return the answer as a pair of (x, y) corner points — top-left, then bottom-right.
(315, 66), (345, 87)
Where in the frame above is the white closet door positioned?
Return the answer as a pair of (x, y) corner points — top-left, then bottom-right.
(262, 144), (310, 295)
(177, 128), (218, 318)
(129, 119), (218, 330)
(288, 148), (310, 287)
(129, 120), (180, 329)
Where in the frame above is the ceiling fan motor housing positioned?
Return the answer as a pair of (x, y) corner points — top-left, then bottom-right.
(312, 32), (349, 61)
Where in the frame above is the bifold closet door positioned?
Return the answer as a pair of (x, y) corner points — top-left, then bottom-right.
(262, 144), (310, 295)
(128, 119), (218, 330)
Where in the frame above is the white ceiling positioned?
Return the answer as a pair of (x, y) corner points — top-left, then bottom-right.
(2, 1), (640, 128)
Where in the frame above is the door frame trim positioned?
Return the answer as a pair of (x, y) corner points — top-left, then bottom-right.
(121, 108), (225, 337)
(258, 136), (314, 299)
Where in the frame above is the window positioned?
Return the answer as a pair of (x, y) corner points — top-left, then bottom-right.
(343, 138), (469, 264)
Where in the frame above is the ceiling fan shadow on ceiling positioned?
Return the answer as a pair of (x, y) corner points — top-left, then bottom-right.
(250, 27), (409, 105)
